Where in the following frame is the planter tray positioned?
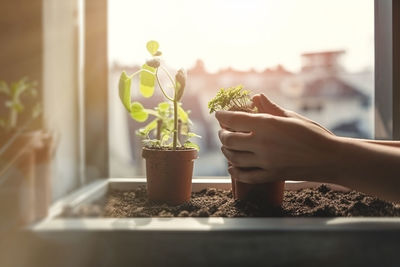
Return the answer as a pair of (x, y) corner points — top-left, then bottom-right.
(17, 178), (400, 266)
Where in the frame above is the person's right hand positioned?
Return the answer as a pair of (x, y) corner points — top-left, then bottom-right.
(216, 110), (338, 184)
(252, 94), (333, 135)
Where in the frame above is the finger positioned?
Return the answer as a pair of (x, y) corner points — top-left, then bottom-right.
(218, 129), (254, 150)
(228, 166), (279, 184)
(215, 111), (255, 132)
(253, 94), (286, 117)
(218, 121), (235, 132)
(221, 147), (258, 168)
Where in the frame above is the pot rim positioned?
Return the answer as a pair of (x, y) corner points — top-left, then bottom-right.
(142, 147), (198, 152)
(142, 147), (198, 160)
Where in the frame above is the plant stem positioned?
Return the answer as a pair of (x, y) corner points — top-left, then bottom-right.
(156, 119), (162, 140)
(9, 108), (17, 130)
(155, 69), (174, 101)
(129, 68), (154, 78)
(129, 68), (175, 101)
(160, 65), (176, 89)
(177, 119), (182, 145)
(156, 66), (178, 150)
(173, 99), (178, 150)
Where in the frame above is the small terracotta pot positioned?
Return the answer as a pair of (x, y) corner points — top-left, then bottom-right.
(233, 179), (285, 207)
(142, 148), (198, 205)
(0, 131), (41, 227)
(17, 148), (36, 225)
(33, 132), (54, 220)
(231, 176), (236, 198)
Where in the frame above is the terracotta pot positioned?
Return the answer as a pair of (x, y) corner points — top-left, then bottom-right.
(16, 147), (36, 225)
(231, 176), (236, 198)
(232, 178), (285, 207)
(0, 131), (41, 228)
(227, 162), (236, 197)
(142, 148), (198, 205)
(33, 132), (54, 220)
(0, 132), (13, 151)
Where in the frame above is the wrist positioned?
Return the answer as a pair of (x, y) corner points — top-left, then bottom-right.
(311, 135), (351, 183)
(318, 135), (374, 187)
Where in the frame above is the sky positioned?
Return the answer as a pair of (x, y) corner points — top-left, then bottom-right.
(108, 0), (374, 73)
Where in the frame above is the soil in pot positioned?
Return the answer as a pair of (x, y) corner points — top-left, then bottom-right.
(60, 184), (400, 218)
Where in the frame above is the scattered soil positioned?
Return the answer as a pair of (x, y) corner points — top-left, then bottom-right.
(60, 185), (400, 218)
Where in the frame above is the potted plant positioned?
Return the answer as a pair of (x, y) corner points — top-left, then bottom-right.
(0, 77), (54, 226)
(208, 85), (285, 206)
(118, 40), (199, 205)
(0, 77), (42, 147)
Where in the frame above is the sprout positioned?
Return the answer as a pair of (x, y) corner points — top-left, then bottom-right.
(0, 77), (41, 131)
(175, 68), (186, 101)
(118, 41), (200, 150)
(208, 85), (256, 113)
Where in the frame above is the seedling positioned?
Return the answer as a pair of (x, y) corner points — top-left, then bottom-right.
(208, 85), (256, 113)
(136, 101), (199, 150)
(118, 41), (199, 150)
(0, 77), (41, 132)
(208, 85), (284, 205)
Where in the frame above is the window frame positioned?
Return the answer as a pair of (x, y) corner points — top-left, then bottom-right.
(83, 0), (399, 179)
(84, 0), (109, 181)
(375, 0), (400, 140)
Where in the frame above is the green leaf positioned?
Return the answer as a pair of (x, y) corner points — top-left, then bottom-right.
(119, 71), (132, 111)
(178, 105), (189, 123)
(158, 102), (170, 112)
(143, 139), (161, 148)
(32, 103), (42, 118)
(130, 102), (149, 122)
(0, 81), (9, 95)
(138, 118), (158, 137)
(187, 132), (201, 138)
(6, 101), (23, 112)
(13, 78), (29, 97)
(184, 141), (200, 151)
(145, 109), (160, 117)
(161, 134), (172, 146)
(140, 64), (156, 98)
(146, 40), (159, 56)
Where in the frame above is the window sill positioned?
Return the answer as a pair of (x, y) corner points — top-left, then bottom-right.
(22, 178), (400, 266)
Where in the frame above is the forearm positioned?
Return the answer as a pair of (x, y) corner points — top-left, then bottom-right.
(321, 137), (400, 202)
(348, 138), (400, 148)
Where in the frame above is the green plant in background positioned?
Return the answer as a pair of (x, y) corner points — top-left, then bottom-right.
(208, 85), (257, 113)
(0, 77), (41, 132)
(118, 40), (199, 150)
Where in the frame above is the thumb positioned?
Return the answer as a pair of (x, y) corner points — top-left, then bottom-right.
(252, 94), (286, 117)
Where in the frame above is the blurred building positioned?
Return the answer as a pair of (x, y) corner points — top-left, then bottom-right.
(280, 50), (372, 138)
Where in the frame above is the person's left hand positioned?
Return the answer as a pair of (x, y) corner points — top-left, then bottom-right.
(215, 110), (338, 184)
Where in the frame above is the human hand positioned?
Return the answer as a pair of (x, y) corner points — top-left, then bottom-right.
(252, 93), (333, 135)
(215, 110), (338, 184)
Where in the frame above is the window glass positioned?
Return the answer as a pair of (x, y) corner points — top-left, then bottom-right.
(108, 0), (374, 177)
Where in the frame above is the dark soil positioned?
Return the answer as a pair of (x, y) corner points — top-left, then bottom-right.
(60, 185), (400, 218)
